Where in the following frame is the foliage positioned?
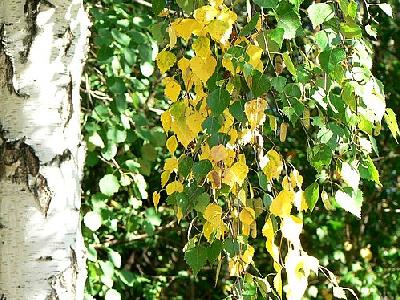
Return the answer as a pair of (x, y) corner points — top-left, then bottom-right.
(150, 0), (397, 298)
(80, 0), (400, 299)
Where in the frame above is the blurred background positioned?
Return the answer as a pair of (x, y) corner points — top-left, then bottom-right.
(80, 0), (399, 299)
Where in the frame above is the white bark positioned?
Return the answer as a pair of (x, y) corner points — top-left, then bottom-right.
(0, 0), (90, 299)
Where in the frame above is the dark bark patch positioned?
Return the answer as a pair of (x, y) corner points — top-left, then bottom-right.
(0, 26), (30, 98)
(0, 128), (52, 216)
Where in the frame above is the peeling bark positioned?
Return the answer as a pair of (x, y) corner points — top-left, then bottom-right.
(0, 0), (90, 299)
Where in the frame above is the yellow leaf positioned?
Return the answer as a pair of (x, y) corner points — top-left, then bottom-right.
(166, 135), (178, 153)
(171, 116), (195, 148)
(206, 19), (231, 44)
(163, 77), (181, 102)
(164, 157), (178, 173)
(171, 18), (203, 42)
(262, 149), (283, 181)
(190, 55), (217, 84)
(273, 271), (283, 299)
(204, 203), (223, 224)
(161, 110), (172, 132)
(222, 57), (235, 74)
(166, 180), (184, 195)
(290, 169), (303, 189)
(270, 190), (295, 217)
(199, 144), (211, 161)
(242, 244), (255, 264)
(209, 0), (223, 7)
(161, 170), (170, 187)
(168, 25), (177, 48)
(209, 169), (222, 189)
(244, 98), (268, 129)
(247, 44), (263, 72)
(223, 154), (248, 187)
(156, 50), (176, 73)
(153, 191), (160, 209)
(178, 57), (193, 90)
(239, 207), (255, 225)
(262, 217), (274, 240)
(211, 144), (228, 163)
(186, 110), (205, 138)
(193, 36), (211, 57)
(176, 206), (183, 223)
(281, 216), (303, 249)
(194, 5), (218, 24)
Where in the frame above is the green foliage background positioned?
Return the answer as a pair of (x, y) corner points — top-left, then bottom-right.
(81, 0), (399, 299)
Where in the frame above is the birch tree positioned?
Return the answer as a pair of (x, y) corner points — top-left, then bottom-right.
(0, 0), (89, 299)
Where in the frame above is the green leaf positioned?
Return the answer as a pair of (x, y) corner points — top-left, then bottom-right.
(304, 182), (320, 211)
(271, 76), (287, 93)
(276, 1), (301, 40)
(99, 174), (120, 196)
(253, 0), (279, 8)
(229, 100), (247, 123)
(340, 22), (362, 39)
(251, 70), (271, 97)
(282, 52), (297, 77)
(176, 0), (199, 14)
(307, 144), (332, 171)
(193, 160), (213, 182)
(319, 48), (346, 74)
(223, 238), (240, 256)
(184, 246), (208, 276)
(207, 88), (231, 115)
(207, 240), (222, 263)
(194, 193), (211, 213)
(202, 115), (223, 133)
(239, 12), (260, 36)
(179, 156), (194, 178)
(384, 108), (400, 142)
(335, 188), (363, 218)
(359, 156), (382, 187)
(152, 0), (166, 15)
(307, 3), (334, 29)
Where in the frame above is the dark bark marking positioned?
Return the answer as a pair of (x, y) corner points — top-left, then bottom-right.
(0, 293), (7, 300)
(0, 26), (29, 98)
(22, 0), (57, 62)
(43, 149), (72, 167)
(21, 0), (41, 63)
(0, 128), (52, 216)
(66, 74), (73, 126)
(37, 256), (53, 261)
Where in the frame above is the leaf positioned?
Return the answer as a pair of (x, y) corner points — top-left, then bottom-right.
(276, 1), (301, 40)
(207, 240), (223, 263)
(283, 52), (297, 76)
(84, 211), (102, 231)
(307, 144), (332, 171)
(335, 188), (363, 218)
(253, 0), (279, 9)
(378, 3), (393, 17)
(307, 3), (335, 29)
(341, 162), (360, 189)
(166, 135), (178, 153)
(333, 286), (347, 299)
(194, 193), (211, 213)
(319, 48), (346, 74)
(178, 156), (194, 178)
(239, 207), (256, 225)
(176, 0), (197, 14)
(304, 182), (319, 211)
(156, 50), (176, 74)
(384, 108), (399, 142)
(359, 156), (382, 187)
(207, 88), (231, 115)
(153, 191), (161, 208)
(239, 12), (260, 36)
(105, 289), (121, 300)
(193, 160), (213, 182)
(163, 77), (181, 102)
(190, 55), (217, 84)
(166, 180), (184, 195)
(99, 174), (120, 196)
(270, 190), (294, 217)
(184, 246), (209, 276)
(251, 70), (271, 97)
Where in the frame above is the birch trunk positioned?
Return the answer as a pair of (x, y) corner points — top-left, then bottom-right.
(0, 0), (90, 299)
